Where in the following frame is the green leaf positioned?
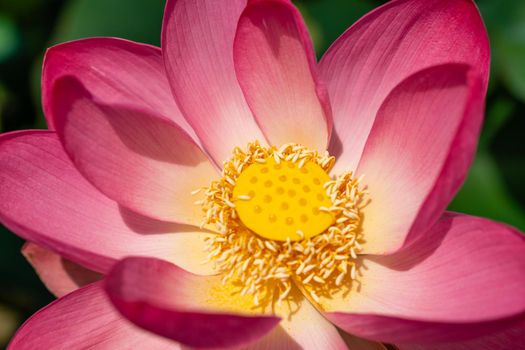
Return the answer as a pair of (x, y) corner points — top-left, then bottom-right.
(0, 303), (21, 349)
(478, 0), (525, 102)
(449, 152), (525, 232)
(479, 95), (516, 150)
(0, 83), (7, 132)
(0, 15), (19, 63)
(296, 0), (375, 56)
(51, 0), (165, 46)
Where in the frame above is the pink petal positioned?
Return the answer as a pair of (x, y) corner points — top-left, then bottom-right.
(8, 282), (180, 349)
(247, 289), (347, 349)
(51, 76), (217, 224)
(234, 0), (332, 151)
(105, 257), (280, 348)
(322, 213), (525, 344)
(42, 37), (196, 140)
(397, 318), (525, 349)
(22, 243), (102, 298)
(0, 131), (216, 275)
(356, 64), (484, 254)
(162, 0), (266, 165)
(320, 0), (490, 173)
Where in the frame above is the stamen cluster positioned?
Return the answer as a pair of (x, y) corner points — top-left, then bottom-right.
(196, 142), (367, 307)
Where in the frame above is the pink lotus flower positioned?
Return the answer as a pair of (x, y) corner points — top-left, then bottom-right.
(1, 0), (524, 348)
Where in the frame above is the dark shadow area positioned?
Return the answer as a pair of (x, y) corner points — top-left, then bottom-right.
(118, 205), (214, 235)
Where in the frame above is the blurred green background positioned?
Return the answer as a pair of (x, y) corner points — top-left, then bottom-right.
(0, 0), (524, 347)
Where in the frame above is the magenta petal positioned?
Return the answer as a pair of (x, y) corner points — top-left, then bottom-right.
(397, 318), (525, 349)
(248, 291), (347, 349)
(323, 213), (525, 344)
(0, 131), (216, 274)
(42, 37), (196, 140)
(8, 282), (179, 349)
(51, 76), (217, 224)
(234, 0), (332, 151)
(356, 64), (484, 254)
(162, 0), (266, 165)
(22, 243), (101, 297)
(105, 257), (280, 348)
(320, 0), (490, 173)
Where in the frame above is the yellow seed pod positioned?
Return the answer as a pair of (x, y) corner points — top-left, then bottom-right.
(233, 157), (334, 241)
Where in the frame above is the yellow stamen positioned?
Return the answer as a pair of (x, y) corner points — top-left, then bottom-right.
(196, 142), (367, 306)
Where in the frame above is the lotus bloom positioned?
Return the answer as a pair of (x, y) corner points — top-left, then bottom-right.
(1, 0), (524, 348)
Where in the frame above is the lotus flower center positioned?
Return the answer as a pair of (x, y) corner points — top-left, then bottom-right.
(233, 157), (334, 241)
(195, 142), (367, 306)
